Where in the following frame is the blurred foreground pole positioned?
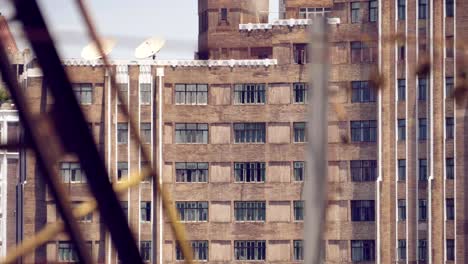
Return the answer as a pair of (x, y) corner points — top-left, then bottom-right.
(304, 17), (328, 264)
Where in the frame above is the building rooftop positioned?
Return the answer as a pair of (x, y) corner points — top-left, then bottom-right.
(239, 18), (341, 32)
(62, 58), (278, 68)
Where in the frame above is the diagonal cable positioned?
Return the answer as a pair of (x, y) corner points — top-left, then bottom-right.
(11, 0), (143, 262)
(0, 25), (93, 264)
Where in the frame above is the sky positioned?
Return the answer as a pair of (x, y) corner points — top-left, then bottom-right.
(1, 0), (279, 60)
(1, 0), (198, 59)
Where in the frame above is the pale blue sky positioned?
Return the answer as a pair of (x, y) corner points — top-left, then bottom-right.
(2, 0), (198, 59)
(1, 0), (278, 59)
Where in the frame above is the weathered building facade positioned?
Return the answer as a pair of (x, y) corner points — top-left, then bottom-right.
(16, 0), (468, 263)
(0, 108), (19, 258)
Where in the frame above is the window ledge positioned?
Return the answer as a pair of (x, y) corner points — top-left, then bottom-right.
(234, 221), (266, 223)
(234, 182), (265, 184)
(175, 182), (209, 184)
(233, 103), (266, 106)
(174, 143), (208, 145)
(233, 142), (266, 145)
(175, 104), (208, 106)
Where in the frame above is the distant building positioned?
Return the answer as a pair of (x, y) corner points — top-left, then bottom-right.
(0, 13), (20, 259)
(0, 109), (19, 258)
(17, 0), (467, 263)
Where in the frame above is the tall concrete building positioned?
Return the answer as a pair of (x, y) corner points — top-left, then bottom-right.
(16, 0), (468, 263)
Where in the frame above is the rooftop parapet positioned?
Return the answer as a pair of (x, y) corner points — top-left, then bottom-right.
(62, 58), (278, 68)
(239, 18), (341, 32)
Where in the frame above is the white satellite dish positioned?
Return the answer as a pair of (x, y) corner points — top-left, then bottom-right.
(134, 36), (166, 59)
(81, 38), (116, 60)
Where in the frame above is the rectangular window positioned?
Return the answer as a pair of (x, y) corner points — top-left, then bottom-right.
(398, 159), (406, 181)
(397, 79), (406, 101)
(351, 42), (375, 63)
(293, 44), (308, 64)
(350, 160), (377, 182)
(398, 199), (406, 221)
(140, 241), (152, 262)
(60, 162), (86, 183)
(234, 240), (266, 260)
(351, 240), (375, 261)
(175, 123), (208, 144)
(447, 239), (455, 260)
(419, 118), (427, 140)
(234, 84), (265, 104)
(294, 122), (307, 142)
(220, 8), (228, 21)
(351, 120), (377, 142)
(351, 200), (375, 221)
(294, 240), (304, 261)
(419, 159), (427, 180)
(398, 0), (406, 20)
(446, 0), (454, 17)
(446, 158), (454, 179)
(140, 123), (151, 143)
(398, 45), (405, 60)
(117, 123), (128, 144)
(420, 42), (427, 52)
(140, 83), (151, 105)
(418, 77), (427, 100)
(294, 161), (305, 181)
(369, 0), (378, 22)
(140, 161), (151, 183)
(176, 201), (208, 222)
(175, 84), (208, 105)
(293, 83), (308, 103)
(398, 240), (406, 260)
(141, 201), (151, 222)
(117, 83), (128, 105)
(175, 162), (208, 183)
(121, 201), (128, 218)
(294, 200), (304, 221)
(176, 240), (208, 261)
(446, 36), (454, 58)
(72, 83), (93, 104)
(234, 123), (266, 143)
(446, 117), (454, 139)
(72, 201), (92, 222)
(299, 7), (331, 18)
(58, 242), (78, 262)
(351, 42), (361, 63)
(351, 2), (360, 23)
(234, 162), (265, 182)
(398, 119), (406, 141)
(419, 0), (428, 19)
(446, 198), (454, 220)
(117, 162), (128, 181)
(234, 201), (266, 221)
(418, 239), (427, 261)
(446, 77), (454, 97)
(419, 199), (427, 221)
(351, 81), (376, 102)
